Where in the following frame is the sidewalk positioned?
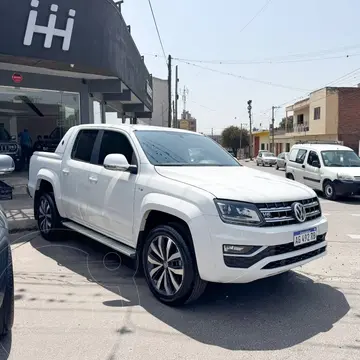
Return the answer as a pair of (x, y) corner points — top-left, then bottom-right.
(1, 172), (37, 233)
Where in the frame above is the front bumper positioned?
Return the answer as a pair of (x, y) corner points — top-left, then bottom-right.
(190, 214), (328, 284)
(333, 180), (360, 195)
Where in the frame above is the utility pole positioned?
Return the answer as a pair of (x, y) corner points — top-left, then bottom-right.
(174, 65), (179, 128)
(167, 55), (172, 127)
(247, 100), (253, 160)
(271, 105), (280, 154)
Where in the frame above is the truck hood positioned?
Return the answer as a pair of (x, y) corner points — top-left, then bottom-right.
(155, 166), (315, 203)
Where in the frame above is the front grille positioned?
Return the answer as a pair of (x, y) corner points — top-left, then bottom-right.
(256, 197), (321, 227)
(0, 143), (17, 153)
(223, 233), (326, 268)
(262, 246), (326, 269)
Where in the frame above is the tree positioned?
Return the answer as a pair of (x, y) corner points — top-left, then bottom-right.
(221, 126), (249, 155)
(278, 115), (293, 129)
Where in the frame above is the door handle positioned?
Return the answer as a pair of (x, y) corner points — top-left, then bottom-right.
(88, 175), (98, 184)
(62, 168), (70, 175)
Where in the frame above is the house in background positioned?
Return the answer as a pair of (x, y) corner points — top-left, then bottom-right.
(253, 129), (270, 156)
(273, 86), (360, 154)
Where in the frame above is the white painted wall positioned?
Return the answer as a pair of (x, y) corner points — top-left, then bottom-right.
(141, 77), (168, 127)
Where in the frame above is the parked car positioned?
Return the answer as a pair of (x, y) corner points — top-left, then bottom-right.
(28, 124), (328, 306)
(0, 128), (23, 171)
(0, 155), (15, 337)
(34, 127), (70, 153)
(256, 151), (277, 167)
(286, 143), (360, 200)
(276, 152), (289, 170)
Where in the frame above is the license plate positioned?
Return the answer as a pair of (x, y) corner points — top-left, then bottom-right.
(293, 228), (317, 247)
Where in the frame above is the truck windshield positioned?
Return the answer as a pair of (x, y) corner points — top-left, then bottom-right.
(321, 150), (360, 167)
(135, 130), (241, 166)
(0, 128), (11, 141)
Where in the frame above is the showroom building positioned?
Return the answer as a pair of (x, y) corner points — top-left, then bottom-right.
(0, 0), (152, 169)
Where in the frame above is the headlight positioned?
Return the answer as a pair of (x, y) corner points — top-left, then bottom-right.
(214, 199), (263, 226)
(337, 173), (354, 181)
(8, 144), (17, 152)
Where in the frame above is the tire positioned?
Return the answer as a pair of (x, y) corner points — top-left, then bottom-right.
(287, 173), (294, 180)
(256, 162), (259, 166)
(276, 164), (279, 170)
(37, 192), (62, 241)
(262, 163), (265, 167)
(323, 181), (337, 200)
(0, 248), (14, 337)
(142, 224), (207, 306)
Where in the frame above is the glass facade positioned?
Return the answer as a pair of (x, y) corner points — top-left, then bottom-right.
(0, 86), (80, 144)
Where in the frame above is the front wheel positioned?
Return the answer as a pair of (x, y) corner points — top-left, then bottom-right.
(142, 225), (207, 306)
(323, 181), (337, 200)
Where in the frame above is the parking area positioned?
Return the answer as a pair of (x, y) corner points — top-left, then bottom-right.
(1, 161), (360, 360)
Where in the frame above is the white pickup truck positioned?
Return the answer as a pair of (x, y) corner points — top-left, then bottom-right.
(28, 124), (328, 305)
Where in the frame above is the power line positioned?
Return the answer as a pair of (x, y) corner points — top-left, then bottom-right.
(238, 0), (273, 34)
(254, 67), (360, 120)
(176, 59), (309, 92)
(173, 53), (360, 66)
(147, 0), (167, 64)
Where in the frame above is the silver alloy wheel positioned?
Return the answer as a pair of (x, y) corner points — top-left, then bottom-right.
(147, 235), (184, 296)
(38, 198), (52, 234)
(325, 184), (333, 197)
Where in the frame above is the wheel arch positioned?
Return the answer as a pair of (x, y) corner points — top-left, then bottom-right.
(34, 169), (64, 218)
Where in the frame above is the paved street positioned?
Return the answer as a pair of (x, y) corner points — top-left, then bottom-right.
(1, 163), (360, 360)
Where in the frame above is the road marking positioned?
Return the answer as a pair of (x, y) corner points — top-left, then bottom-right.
(347, 234), (360, 239)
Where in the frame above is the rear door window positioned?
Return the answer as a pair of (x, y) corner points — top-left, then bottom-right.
(71, 129), (98, 163)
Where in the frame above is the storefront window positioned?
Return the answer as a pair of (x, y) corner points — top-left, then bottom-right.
(0, 86), (80, 143)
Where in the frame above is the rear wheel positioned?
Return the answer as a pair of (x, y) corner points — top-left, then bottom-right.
(276, 164), (279, 170)
(287, 173), (294, 180)
(142, 225), (207, 306)
(323, 181), (337, 200)
(37, 192), (62, 241)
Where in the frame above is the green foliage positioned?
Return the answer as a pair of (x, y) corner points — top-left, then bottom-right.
(221, 126), (249, 155)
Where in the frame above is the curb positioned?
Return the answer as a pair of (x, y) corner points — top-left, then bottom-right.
(8, 219), (37, 234)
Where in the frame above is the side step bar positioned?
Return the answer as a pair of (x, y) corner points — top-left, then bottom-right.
(62, 221), (136, 259)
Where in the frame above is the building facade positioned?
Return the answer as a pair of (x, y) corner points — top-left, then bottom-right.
(273, 86), (360, 154)
(0, 0), (152, 169)
(178, 111), (197, 132)
(140, 77), (168, 127)
(252, 130), (270, 156)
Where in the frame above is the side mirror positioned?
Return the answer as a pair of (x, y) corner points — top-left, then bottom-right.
(0, 155), (15, 174)
(312, 160), (320, 168)
(103, 154), (137, 174)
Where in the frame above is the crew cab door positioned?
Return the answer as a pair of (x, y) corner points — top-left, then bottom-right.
(60, 129), (99, 223)
(303, 150), (322, 190)
(87, 129), (138, 246)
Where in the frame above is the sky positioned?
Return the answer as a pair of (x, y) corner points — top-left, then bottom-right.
(117, 0), (360, 134)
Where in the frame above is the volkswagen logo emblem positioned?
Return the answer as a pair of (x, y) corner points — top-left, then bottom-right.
(292, 202), (307, 223)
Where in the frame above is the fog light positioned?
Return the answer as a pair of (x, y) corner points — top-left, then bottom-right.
(223, 245), (260, 255)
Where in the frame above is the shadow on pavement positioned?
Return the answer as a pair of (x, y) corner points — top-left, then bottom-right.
(27, 231), (350, 351)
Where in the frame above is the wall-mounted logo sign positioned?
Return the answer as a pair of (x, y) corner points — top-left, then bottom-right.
(12, 73), (23, 84)
(23, 0), (76, 51)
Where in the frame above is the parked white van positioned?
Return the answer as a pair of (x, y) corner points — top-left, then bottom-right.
(286, 143), (360, 200)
